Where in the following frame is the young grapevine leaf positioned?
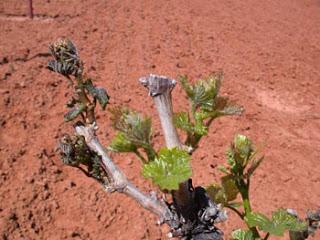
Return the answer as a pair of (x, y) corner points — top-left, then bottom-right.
(84, 79), (109, 110)
(231, 229), (254, 240)
(64, 103), (86, 121)
(206, 184), (228, 206)
(214, 96), (243, 117)
(179, 74), (222, 110)
(226, 134), (256, 174)
(217, 165), (230, 174)
(48, 38), (82, 77)
(173, 111), (208, 138)
(48, 60), (79, 77)
(109, 107), (156, 161)
(234, 134), (253, 163)
(193, 120), (208, 136)
(142, 147), (192, 190)
(271, 209), (307, 233)
(108, 132), (137, 153)
(245, 212), (271, 233)
(245, 209), (307, 236)
(207, 176), (239, 206)
(193, 111), (209, 135)
(226, 148), (238, 172)
(92, 87), (109, 110)
(178, 74), (243, 150)
(218, 105), (243, 116)
(110, 107), (152, 147)
(221, 175), (239, 202)
(173, 112), (194, 134)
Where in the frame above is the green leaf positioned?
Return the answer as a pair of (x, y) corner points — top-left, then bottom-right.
(206, 184), (227, 206)
(226, 134), (254, 172)
(218, 165), (230, 174)
(221, 175), (239, 201)
(173, 112), (194, 134)
(179, 75), (194, 97)
(179, 73), (223, 110)
(142, 147), (192, 190)
(84, 79), (109, 110)
(194, 109), (212, 121)
(234, 134), (253, 162)
(245, 212), (271, 232)
(108, 132), (137, 153)
(227, 202), (242, 209)
(193, 120), (208, 136)
(218, 105), (243, 116)
(48, 39), (82, 77)
(93, 87), (109, 110)
(48, 60), (80, 77)
(110, 107), (152, 147)
(245, 209), (307, 236)
(64, 103), (86, 121)
(231, 229), (254, 240)
(271, 209), (307, 233)
(193, 110), (209, 135)
(226, 148), (237, 171)
(173, 111), (208, 137)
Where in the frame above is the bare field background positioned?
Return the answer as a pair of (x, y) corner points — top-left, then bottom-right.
(0, 0), (319, 239)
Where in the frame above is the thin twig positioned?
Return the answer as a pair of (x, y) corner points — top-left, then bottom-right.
(133, 149), (148, 163)
(226, 205), (244, 219)
(76, 76), (96, 124)
(75, 123), (178, 228)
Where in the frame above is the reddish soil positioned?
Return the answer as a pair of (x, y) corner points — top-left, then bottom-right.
(0, 0), (320, 239)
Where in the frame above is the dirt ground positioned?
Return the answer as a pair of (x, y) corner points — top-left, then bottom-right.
(0, 0), (319, 239)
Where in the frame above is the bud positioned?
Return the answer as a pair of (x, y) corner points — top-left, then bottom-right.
(49, 38), (78, 62)
(48, 38), (83, 77)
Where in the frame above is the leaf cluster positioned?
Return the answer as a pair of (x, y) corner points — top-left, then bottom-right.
(142, 147), (192, 190)
(48, 39), (109, 123)
(107, 106), (193, 192)
(48, 38), (82, 77)
(58, 134), (106, 182)
(245, 209), (306, 237)
(207, 135), (263, 208)
(208, 135), (310, 240)
(108, 107), (156, 162)
(206, 176), (240, 208)
(82, 79), (109, 110)
(175, 73), (243, 149)
(64, 79), (110, 122)
(224, 135), (263, 178)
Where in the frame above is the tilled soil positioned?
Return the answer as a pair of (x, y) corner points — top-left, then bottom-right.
(0, 0), (319, 239)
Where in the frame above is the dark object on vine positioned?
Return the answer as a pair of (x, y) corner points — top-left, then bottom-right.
(169, 180), (225, 240)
